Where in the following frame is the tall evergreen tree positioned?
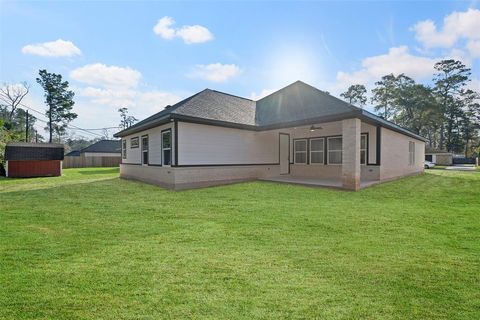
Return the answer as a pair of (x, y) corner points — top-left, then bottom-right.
(36, 70), (77, 143)
(433, 59), (471, 151)
(340, 84), (367, 107)
(371, 74), (398, 120)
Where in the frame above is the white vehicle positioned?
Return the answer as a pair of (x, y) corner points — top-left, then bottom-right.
(424, 161), (436, 169)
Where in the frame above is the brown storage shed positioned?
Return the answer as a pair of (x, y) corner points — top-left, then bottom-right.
(5, 142), (64, 178)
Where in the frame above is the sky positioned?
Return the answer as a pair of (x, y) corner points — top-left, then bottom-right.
(1, 0), (479, 139)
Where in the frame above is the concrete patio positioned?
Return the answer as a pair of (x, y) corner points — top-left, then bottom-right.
(259, 176), (381, 189)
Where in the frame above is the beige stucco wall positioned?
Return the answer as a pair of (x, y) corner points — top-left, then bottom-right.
(380, 127), (425, 180)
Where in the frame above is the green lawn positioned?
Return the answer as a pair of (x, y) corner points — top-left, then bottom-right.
(1, 168), (479, 319)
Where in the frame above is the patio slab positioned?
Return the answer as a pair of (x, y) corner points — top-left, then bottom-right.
(259, 176), (380, 189)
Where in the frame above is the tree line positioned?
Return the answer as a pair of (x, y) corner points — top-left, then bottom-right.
(341, 59), (479, 157)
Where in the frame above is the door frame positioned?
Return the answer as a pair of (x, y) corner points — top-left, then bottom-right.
(279, 132), (290, 175)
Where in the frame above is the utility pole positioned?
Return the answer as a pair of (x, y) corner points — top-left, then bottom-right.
(35, 130), (38, 143)
(25, 110), (29, 142)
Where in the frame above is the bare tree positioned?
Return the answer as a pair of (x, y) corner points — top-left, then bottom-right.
(0, 82), (30, 121)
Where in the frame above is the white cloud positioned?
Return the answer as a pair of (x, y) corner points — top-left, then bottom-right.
(153, 16), (214, 44)
(334, 46), (437, 91)
(70, 63), (141, 89)
(467, 40), (480, 58)
(188, 63), (241, 82)
(77, 87), (136, 106)
(250, 89), (275, 100)
(411, 8), (480, 48)
(21, 39), (81, 57)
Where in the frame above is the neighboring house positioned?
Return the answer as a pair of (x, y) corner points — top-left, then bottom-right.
(425, 148), (453, 165)
(114, 81), (425, 191)
(5, 142), (64, 178)
(64, 140), (121, 168)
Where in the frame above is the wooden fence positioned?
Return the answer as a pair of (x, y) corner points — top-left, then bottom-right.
(63, 155), (121, 168)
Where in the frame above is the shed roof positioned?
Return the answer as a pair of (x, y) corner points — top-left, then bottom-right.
(5, 143), (64, 161)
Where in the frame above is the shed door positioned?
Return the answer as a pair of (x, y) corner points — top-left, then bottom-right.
(279, 133), (289, 175)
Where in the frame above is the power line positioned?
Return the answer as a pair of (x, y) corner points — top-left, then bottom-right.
(18, 102), (119, 138)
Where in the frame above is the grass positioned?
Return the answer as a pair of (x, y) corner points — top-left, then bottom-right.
(1, 168), (479, 319)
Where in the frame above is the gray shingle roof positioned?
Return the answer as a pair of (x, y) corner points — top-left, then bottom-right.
(256, 81), (355, 126)
(5, 143), (64, 161)
(114, 81), (425, 141)
(81, 140), (121, 154)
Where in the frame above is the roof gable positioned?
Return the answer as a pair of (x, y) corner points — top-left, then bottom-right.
(256, 81), (355, 126)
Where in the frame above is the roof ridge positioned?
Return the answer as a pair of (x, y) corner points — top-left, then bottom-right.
(209, 89), (254, 102)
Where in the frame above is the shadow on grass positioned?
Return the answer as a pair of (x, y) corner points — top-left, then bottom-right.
(77, 168), (120, 175)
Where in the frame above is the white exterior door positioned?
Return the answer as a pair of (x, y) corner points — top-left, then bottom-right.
(279, 133), (289, 175)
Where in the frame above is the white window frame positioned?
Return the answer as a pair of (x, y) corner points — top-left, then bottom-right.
(360, 134), (367, 165)
(409, 141), (415, 166)
(130, 137), (139, 149)
(162, 129), (172, 166)
(327, 136), (342, 165)
(294, 139), (308, 164)
(122, 140), (127, 159)
(141, 135), (149, 166)
(309, 138), (324, 165)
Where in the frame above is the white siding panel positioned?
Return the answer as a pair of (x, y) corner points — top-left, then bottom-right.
(83, 152), (121, 157)
(121, 122), (174, 165)
(178, 122), (278, 165)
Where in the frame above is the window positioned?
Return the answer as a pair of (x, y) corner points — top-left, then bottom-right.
(327, 137), (342, 164)
(130, 137), (139, 148)
(122, 140), (126, 159)
(409, 141), (415, 165)
(162, 130), (172, 166)
(360, 134), (367, 165)
(310, 138), (324, 164)
(294, 139), (307, 164)
(141, 136), (148, 165)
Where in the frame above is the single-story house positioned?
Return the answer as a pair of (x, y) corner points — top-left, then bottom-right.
(64, 140), (121, 168)
(66, 140), (121, 157)
(5, 142), (64, 178)
(114, 81), (425, 190)
(425, 148), (453, 165)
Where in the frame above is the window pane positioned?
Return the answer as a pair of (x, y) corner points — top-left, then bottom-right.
(131, 137), (139, 148)
(295, 152), (306, 164)
(295, 140), (307, 152)
(329, 151), (342, 164)
(361, 135), (366, 149)
(311, 152), (324, 164)
(360, 150), (366, 164)
(143, 151), (148, 165)
(142, 137), (148, 150)
(310, 139), (324, 152)
(163, 132), (171, 148)
(328, 138), (342, 150)
(163, 150), (171, 165)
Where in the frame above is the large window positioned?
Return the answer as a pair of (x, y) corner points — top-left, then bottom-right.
(327, 137), (342, 164)
(141, 135), (148, 165)
(122, 140), (126, 159)
(409, 141), (415, 165)
(294, 139), (307, 164)
(130, 137), (139, 148)
(162, 130), (172, 166)
(310, 138), (324, 164)
(360, 134), (367, 165)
